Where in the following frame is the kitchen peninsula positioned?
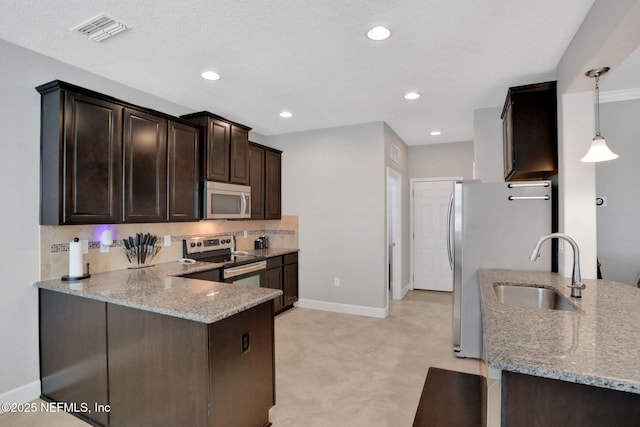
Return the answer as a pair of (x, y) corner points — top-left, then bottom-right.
(36, 261), (282, 427)
(479, 269), (640, 426)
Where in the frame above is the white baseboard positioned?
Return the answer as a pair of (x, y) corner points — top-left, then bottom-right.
(401, 282), (411, 298)
(0, 380), (40, 413)
(294, 299), (388, 318)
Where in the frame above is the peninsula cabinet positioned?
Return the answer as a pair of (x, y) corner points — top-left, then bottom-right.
(249, 142), (282, 220)
(39, 288), (275, 427)
(501, 80), (558, 181)
(37, 80), (200, 224)
(180, 111), (251, 185)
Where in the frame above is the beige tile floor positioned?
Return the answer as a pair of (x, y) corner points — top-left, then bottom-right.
(0, 290), (480, 427)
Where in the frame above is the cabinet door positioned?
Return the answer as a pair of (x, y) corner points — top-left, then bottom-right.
(265, 267), (284, 312)
(168, 121), (200, 221)
(249, 143), (265, 219)
(123, 109), (167, 222)
(62, 91), (123, 224)
(502, 95), (515, 179)
(265, 149), (282, 219)
(230, 126), (250, 185)
(206, 119), (231, 182)
(283, 261), (298, 306)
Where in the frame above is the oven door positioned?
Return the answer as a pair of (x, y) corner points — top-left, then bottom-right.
(223, 260), (266, 287)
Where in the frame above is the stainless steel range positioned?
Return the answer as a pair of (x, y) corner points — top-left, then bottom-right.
(182, 235), (266, 287)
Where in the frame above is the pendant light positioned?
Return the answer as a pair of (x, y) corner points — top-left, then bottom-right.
(581, 67), (618, 162)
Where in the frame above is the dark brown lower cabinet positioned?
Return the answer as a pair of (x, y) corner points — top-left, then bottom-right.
(264, 252), (298, 314)
(502, 371), (640, 427)
(283, 253), (298, 307)
(265, 262), (284, 312)
(39, 289), (275, 427)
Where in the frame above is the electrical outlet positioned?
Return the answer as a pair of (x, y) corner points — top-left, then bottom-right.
(80, 240), (89, 254)
(243, 230), (248, 238)
(164, 235), (172, 246)
(334, 277), (341, 287)
(241, 332), (250, 354)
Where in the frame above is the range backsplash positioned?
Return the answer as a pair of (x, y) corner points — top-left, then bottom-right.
(40, 216), (298, 280)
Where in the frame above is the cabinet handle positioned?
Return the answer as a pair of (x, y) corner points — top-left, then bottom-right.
(508, 196), (550, 201)
(507, 182), (550, 188)
(240, 192), (247, 215)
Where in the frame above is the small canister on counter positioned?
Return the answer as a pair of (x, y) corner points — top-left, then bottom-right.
(254, 238), (264, 249)
(254, 236), (269, 249)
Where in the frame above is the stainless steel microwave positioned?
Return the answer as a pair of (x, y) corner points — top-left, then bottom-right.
(203, 182), (251, 219)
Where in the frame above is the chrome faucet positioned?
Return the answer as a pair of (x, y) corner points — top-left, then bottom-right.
(530, 232), (586, 298)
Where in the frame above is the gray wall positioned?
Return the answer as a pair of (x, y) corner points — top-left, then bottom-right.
(473, 107), (504, 183)
(0, 39), (197, 398)
(596, 98), (640, 285)
(408, 141), (474, 180)
(266, 123), (388, 311)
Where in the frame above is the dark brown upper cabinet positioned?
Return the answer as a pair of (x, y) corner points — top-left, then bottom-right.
(123, 109), (167, 223)
(39, 86), (123, 225)
(230, 125), (250, 185)
(249, 143), (265, 219)
(248, 142), (282, 220)
(180, 112), (251, 185)
(167, 121), (200, 222)
(501, 81), (558, 181)
(264, 148), (281, 219)
(37, 81), (200, 224)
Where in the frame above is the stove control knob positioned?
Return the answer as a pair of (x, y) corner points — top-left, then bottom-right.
(190, 243), (196, 248)
(197, 242), (202, 247)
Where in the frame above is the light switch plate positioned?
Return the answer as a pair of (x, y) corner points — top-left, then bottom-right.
(164, 235), (172, 247)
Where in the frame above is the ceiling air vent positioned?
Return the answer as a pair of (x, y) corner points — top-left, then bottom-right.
(72, 13), (129, 42)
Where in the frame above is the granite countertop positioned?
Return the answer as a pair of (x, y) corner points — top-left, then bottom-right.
(36, 260), (282, 324)
(479, 269), (640, 394)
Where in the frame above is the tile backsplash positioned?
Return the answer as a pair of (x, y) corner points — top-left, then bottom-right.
(40, 216), (298, 280)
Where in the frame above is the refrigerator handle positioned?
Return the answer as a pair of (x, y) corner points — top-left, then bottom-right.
(446, 192), (454, 270)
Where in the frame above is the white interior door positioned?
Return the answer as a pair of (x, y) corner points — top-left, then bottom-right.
(413, 180), (454, 291)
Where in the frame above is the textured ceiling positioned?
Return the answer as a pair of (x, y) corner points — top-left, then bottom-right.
(0, 0), (597, 145)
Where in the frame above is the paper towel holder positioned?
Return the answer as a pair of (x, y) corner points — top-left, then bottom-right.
(62, 238), (91, 281)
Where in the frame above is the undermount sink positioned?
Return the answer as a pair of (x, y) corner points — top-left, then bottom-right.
(493, 283), (577, 312)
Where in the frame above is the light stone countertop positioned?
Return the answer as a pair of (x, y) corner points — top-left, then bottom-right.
(35, 260), (283, 324)
(479, 269), (640, 394)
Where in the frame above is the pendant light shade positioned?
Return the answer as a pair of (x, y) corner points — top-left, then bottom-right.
(581, 67), (618, 163)
(581, 136), (619, 162)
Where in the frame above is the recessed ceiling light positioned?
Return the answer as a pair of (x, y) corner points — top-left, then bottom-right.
(201, 71), (220, 81)
(430, 131), (442, 136)
(404, 92), (420, 100)
(367, 26), (391, 41)
(279, 111), (293, 118)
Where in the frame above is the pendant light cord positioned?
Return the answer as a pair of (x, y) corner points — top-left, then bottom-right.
(594, 73), (601, 138)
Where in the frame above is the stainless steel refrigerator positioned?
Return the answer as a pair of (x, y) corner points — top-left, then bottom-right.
(448, 180), (553, 359)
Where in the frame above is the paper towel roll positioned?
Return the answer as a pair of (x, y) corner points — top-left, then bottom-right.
(69, 238), (83, 278)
